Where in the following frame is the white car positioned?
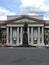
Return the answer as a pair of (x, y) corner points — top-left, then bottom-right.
(46, 45), (49, 48)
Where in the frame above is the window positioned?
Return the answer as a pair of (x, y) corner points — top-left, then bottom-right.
(33, 28), (38, 39)
(33, 27), (38, 44)
(13, 29), (17, 38)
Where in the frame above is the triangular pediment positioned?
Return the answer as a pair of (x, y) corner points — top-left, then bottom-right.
(6, 15), (45, 24)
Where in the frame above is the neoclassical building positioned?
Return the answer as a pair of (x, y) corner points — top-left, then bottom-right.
(0, 15), (49, 46)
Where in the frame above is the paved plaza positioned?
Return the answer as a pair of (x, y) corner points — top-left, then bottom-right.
(0, 47), (49, 65)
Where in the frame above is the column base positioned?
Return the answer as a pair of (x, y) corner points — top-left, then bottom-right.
(37, 43), (45, 47)
(37, 43), (41, 46)
(5, 43), (12, 47)
(29, 43), (33, 46)
(41, 43), (45, 46)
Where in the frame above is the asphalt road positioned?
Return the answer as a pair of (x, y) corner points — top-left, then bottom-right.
(0, 47), (49, 65)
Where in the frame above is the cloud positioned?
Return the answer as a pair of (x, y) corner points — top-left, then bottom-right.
(0, 15), (7, 20)
(20, 0), (49, 13)
(20, 0), (49, 20)
(0, 6), (16, 20)
(26, 13), (36, 15)
(44, 17), (49, 20)
(21, 0), (44, 8)
(40, 4), (49, 12)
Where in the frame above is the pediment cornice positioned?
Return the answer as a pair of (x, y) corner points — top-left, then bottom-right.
(5, 15), (46, 24)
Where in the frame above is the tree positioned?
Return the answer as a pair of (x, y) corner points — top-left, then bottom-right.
(0, 26), (2, 43)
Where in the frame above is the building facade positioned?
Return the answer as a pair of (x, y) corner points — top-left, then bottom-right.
(0, 15), (49, 46)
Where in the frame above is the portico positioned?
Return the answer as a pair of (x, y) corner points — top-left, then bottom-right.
(1, 15), (49, 47)
(6, 23), (44, 46)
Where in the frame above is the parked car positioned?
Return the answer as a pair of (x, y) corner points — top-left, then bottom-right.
(46, 44), (49, 48)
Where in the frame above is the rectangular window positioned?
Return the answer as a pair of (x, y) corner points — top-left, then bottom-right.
(33, 27), (38, 44)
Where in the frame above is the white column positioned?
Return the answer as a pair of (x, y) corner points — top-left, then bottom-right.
(20, 27), (23, 45)
(42, 27), (44, 46)
(17, 27), (19, 45)
(31, 27), (33, 46)
(38, 27), (40, 46)
(10, 27), (12, 45)
(28, 27), (29, 45)
(6, 27), (9, 45)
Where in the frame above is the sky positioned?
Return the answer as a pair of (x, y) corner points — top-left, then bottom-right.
(0, 0), (49, 20)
